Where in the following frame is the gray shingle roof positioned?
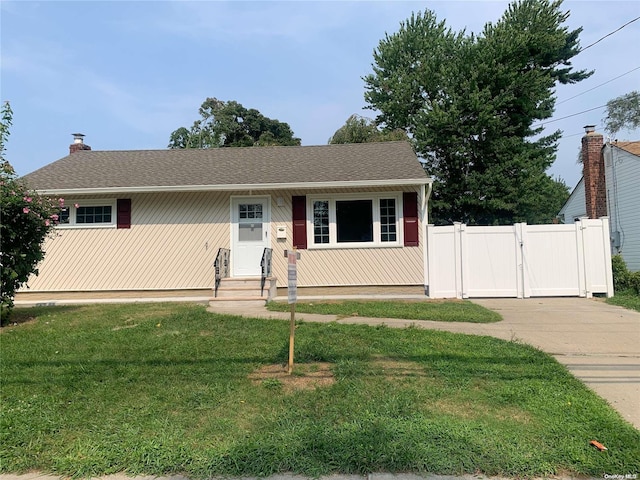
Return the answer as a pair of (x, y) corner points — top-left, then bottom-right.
(23, 141), (429, 192)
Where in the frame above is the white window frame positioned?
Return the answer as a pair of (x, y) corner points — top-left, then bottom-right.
(56, 199), (117, 229)
(306, 192), (403, 249)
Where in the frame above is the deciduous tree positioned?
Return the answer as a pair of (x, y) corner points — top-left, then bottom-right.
(328, 114), (408, 144)
(603, 91), (640, 136)
(169, 98), (300, 148)
(364, 0), (587, 224)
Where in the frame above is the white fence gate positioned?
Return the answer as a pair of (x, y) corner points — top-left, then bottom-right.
(426, 219), (614, 299)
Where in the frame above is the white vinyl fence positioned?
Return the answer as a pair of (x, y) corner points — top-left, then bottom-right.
(426, 218), (614, 299)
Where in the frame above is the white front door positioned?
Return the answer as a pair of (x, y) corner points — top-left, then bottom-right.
(231, 197), (270, 276)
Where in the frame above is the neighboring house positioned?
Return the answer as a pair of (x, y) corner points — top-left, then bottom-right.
(557, 177), (586, 223)
(558, 126), (640, 271)
(18, 137), (433, 299)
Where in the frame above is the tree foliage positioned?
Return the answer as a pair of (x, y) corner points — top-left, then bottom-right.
(169, 98), (301, 149)
(603, 91), (640, 136)
(328, 114), (408, 144)
(364, 0), (588, 225)
(0, 102), (60, 324)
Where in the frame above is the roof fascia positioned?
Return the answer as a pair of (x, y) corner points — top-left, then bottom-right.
(36, 178), (433, 196)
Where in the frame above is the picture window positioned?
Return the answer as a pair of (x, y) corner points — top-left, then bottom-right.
(308, 194), (402, 248)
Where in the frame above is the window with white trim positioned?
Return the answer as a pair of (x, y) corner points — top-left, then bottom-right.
(56, 200), (116, 228)
(380, 198), (397, 242)
(308, 193), (402, 248)
(313, 200), (329, 244)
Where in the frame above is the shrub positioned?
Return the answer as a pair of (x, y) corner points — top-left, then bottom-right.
(611, 254), (630, 292)
(0, 102), (60, 324)
(628, 271), (640, 295)
(611, 254), (639, 295)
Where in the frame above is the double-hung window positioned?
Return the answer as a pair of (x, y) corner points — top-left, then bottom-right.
(56, 200), (117, 228)
(308, 193), (401, 248)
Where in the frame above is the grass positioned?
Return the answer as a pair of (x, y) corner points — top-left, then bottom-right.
(606, 291), (640, 312)
(267, 299), (502, 323)
(1, 303), (638, 479)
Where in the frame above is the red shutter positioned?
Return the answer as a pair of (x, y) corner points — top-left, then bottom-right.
(292, 196), (307, 249)
(403, 192), (419, 247)
(117, 199), (131, 229)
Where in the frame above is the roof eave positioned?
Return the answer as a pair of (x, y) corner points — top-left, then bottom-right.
(35, 178), (433, 196)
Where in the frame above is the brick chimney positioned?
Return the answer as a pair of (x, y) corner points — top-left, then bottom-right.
(69, 133), (91, 154)
(581, 125), (606, 219)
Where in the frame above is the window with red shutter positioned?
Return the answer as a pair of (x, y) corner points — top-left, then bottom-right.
(403, 192), (419, 246)
(117, 199), (131, 229)
(292, 196), (307, 249)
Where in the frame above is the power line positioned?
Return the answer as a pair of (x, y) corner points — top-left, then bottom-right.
(557, 66), (640, 105)
(534, 104), (606, 128)
(560, 128), (600, 139)
(534, 19), (640, 130)
(579, 16), (640, 52)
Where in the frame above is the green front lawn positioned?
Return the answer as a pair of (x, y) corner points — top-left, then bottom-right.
(1, 303), (638, 478)
(267, 299), (502, 323)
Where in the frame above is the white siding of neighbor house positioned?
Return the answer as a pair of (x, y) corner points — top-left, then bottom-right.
(605, 145), (640, 271)
(559, 178), (586, 223)
(22, 187), (425, 292)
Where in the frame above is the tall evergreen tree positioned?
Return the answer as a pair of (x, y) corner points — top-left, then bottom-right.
(364, 0), (588, 224)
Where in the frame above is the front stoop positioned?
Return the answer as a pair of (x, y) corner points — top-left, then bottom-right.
(208, 277), (277, 310)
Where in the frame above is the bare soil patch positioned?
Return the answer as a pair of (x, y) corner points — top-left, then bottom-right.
(371, 356), (427, 380)
(249, 362), (335, 392)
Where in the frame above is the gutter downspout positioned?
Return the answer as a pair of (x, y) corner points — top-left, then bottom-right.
(422, 181), (433, 296)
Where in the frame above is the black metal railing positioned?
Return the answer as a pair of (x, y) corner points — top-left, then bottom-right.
(260, 248), (273, 296)
(214, 248), (230, 297)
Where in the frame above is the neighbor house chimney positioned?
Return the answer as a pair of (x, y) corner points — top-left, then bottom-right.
(581, 125), (606, 219)
(69, 133), (91, 154)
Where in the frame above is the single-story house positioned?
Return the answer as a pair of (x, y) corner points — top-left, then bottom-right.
(557, 177), (585, 223)
(18, 137), (433, 301)
(558, 126), (640, 271)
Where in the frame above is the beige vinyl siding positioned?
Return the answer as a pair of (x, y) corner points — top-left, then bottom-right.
(23, 186), (425, 292)
(269, 187), (425, 287)
(23, 191), (229, 291)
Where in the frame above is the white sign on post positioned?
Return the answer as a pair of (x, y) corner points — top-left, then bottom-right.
(287, 250), (299, 304)
(285, 249), (301, 374)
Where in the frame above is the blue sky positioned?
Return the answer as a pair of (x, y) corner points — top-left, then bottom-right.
(2, 1), (639, 189)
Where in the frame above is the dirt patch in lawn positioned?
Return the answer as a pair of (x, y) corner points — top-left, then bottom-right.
(249, 362), (335, 392)
(371, 356), (427, 380)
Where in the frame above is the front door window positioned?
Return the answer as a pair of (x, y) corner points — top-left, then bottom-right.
(238, 204), (263, 242)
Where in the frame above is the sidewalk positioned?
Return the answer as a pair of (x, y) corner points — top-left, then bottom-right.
(209, 297), (640, 429)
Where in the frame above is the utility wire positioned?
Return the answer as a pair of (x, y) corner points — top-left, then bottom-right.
(560, 128), (601, 139)
(534, 104), (606, 128)
(557, 66), (640, 105)
(579, 16), (640, 52)
(537, 19), (640, 129)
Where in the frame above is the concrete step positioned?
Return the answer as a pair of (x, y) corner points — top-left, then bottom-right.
(216, 285), (265, 297)
(214, 277), (277, 298)
(219, 277), (262, 288)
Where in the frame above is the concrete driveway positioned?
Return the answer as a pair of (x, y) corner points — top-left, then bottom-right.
(216, 297), (640, 429)
(468, 298), (640, 429)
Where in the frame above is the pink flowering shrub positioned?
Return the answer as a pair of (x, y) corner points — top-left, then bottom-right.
(1, 102), (59, 323)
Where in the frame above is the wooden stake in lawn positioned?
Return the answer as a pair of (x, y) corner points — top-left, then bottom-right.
(286, 249), (300, 375)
